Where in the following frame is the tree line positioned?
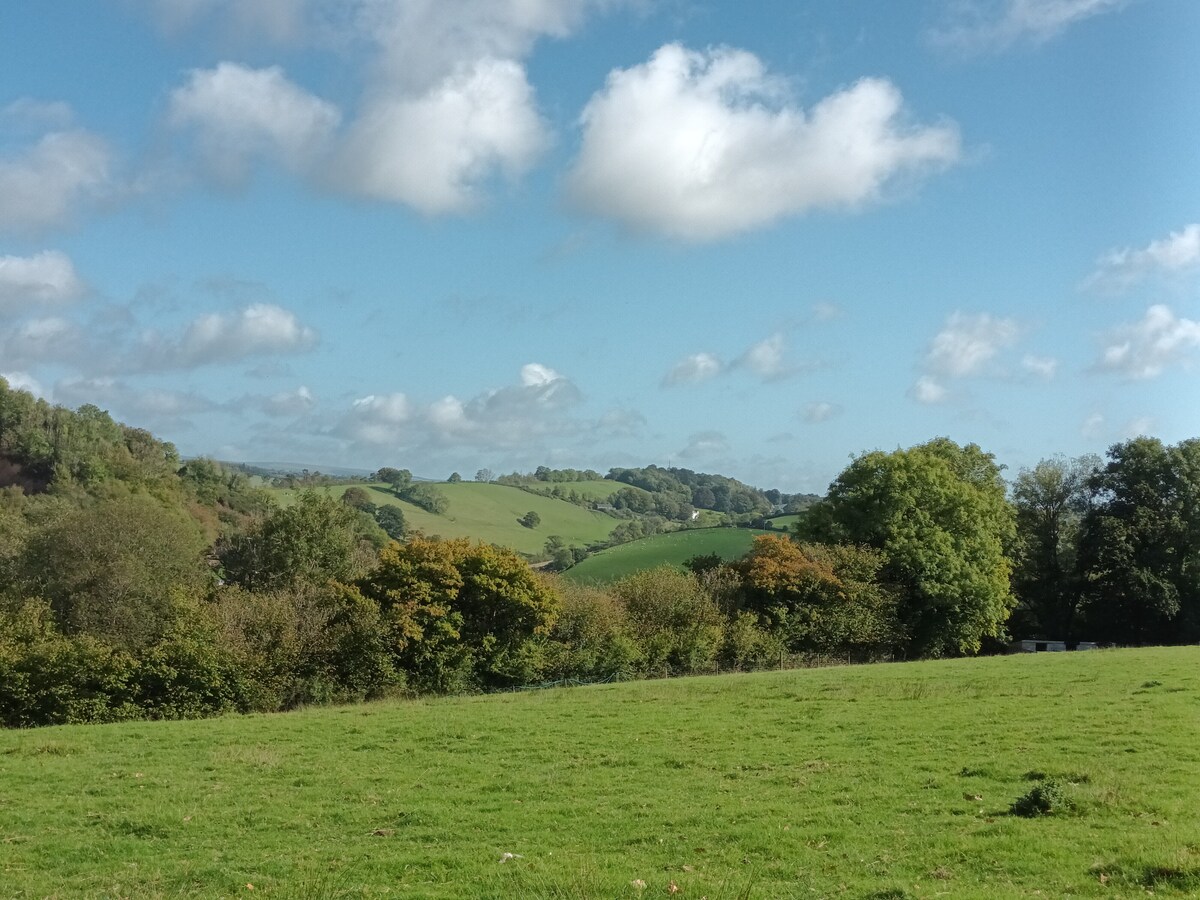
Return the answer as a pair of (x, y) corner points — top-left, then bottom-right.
(1, 378), (1197, 727)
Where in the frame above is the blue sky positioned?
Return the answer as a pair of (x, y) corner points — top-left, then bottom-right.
(1, 0), (1198, 492)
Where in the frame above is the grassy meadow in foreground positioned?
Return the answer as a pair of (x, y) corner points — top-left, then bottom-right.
(564, 527), (772, 583)
(2, 647), (1199, 899)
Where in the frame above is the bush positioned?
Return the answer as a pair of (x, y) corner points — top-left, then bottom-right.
(543, 580), (641, 680)
(721, 611), (785, 671)
(134, 625), (247, 720)
(1010, 778), (1071, 817)
(0, 600), (139, 726)
(211, 582), (398, 711)
(611, 567), (723, 675)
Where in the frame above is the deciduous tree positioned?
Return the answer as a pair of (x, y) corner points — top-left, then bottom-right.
(803, 438), (1015, 656)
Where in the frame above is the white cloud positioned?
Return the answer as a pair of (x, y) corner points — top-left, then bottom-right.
(0, 371), (46, 398)
(678, 430), (730, 461)
(2, 98), (74, 131)
(1122, 415), (1154, 439)
(261, 385), (317, 417)
(910, 375), (949, 405)
(139, 0), (309, 43)
(339, 363), (585, 452)
(595, 407), (645, 438)
(567, 43), (960, 241)
(520, 362), (562, 387)
(0, 316), (84, 369)
(1095, 304), (1200, 379)
(345, 392), (413, 444)
(169, 63), (341, 183)
(811, 302), (844, 322)
(150, 1), (603, 212)
(358, 0), (598, 89)
(1083, 224), (1200, 293)
(663, 352), (723, 386)
(136, 303), (318, 371)
(925, 311), (1020, 377)
(0, 250), (86, 315)
(0, 126), (114, 234)
(335, 58), (549, 214)
(930, 0), (1129, 52)
(802, 401), (841, 423)
(736, 333), (792, 381)
(54, 377), (216, 422)
(1021, 354), (1059, 379)
(1080, 411), (1105, 439)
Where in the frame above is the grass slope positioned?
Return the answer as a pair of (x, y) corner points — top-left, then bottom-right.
(514, 480), (648, 502)
(564, 527), (771, 584)
(274, 483), (619, 555)
(2, 648), (1198, 897)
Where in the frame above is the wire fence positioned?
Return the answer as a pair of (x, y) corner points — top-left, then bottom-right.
(494, 651), (901, 695)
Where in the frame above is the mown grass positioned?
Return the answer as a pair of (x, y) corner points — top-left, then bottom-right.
(2, 648), (1198, 897)
(564, 527), (772, 584)
(273, 483), (619, 555)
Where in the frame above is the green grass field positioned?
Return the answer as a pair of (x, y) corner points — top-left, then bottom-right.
(2, 648), (1198, 897)
(512, 480), (648, 502)
(564, 527), (771, 583)
(767, 514), (801, 530)
(273, 483), (619, 555)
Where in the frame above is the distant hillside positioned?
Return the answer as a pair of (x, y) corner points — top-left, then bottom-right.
(564, 527), (771, 583)
(508, 479), (649, 503)
(272, 481), (620, 555)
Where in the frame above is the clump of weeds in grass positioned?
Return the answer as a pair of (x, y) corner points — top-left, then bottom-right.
(1010, 778), (1072, 817)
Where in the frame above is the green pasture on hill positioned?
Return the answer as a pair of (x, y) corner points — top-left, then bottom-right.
(564, 527), (772, 583)
(272, 482), (619, 555)
(514, 479), (649, 502)
(767, 514), (801, 530)
(2, 647), (1198, 898)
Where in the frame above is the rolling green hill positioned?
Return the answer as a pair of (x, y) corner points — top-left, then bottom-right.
(564, 526), (771, 583)
(511, 479), (649, 502)
(273, 482), (619, 554)
(3, 647), (1197, 897)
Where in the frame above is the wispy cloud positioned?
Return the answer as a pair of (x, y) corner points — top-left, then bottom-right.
(0, 110), (115, 235)
(1083, 223), (1200, 293)
(930, 0), (1129, 54)
(0, 250), (86, 316)
(133, 303), (319, 371)
(802, 401), (842, 423)
(663, 352), (723, 387)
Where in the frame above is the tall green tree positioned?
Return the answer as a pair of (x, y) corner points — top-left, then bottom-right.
(218, 490), (372, 592)
(1009, 455), (1098, 640)
(17, 493), (210, 650)
(1077, 437), (1200, 644)
(802, 438), (1016, 657)
(357, 537), (560, 691)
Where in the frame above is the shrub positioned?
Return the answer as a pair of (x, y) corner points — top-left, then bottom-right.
(0, 600), (140, 726)
(543, 580), (641, 680)
(610, 567), (723, 675)
(721, 611), (785, 671)
(1010, 778), (1071, 817)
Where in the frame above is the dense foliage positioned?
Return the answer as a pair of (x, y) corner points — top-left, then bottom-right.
(3, 378), (1200, 727)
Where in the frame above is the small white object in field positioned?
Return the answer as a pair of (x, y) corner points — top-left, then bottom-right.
(499, 852), (524, 863)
